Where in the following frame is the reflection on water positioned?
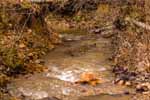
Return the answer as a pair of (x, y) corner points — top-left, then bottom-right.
(45, 34), (113, 84)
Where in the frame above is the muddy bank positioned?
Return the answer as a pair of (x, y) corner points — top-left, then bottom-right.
(112, 0), (150, 95)
(0, 1), (60, 96)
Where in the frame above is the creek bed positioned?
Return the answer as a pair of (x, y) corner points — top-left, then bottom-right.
(7, 33), (134, 100)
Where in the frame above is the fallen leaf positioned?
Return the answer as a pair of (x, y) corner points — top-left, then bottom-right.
(75, 72), (102, 86)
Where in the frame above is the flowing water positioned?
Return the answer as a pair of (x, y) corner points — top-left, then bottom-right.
(7, 32), (135, 100)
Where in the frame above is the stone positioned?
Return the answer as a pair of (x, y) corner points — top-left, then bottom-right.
(117, 80), (124, 85)
(125, 81), (131, 86)
(19, 43), (26, 48)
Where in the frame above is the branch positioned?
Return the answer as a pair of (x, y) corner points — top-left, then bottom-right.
(126, 18), (150, 31)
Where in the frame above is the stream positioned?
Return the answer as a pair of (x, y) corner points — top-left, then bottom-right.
(7, 32), (135, 100)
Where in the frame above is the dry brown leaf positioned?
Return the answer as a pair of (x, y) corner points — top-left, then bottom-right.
(75, 72), (102, 86)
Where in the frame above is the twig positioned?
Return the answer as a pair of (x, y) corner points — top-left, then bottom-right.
(11, 13), (31, 49)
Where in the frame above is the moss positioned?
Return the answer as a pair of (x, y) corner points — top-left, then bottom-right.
(1, 48), (23, 69)
(97, 4), (110, 14)
(0, 73), (10, 88)
(21, 1), (32, 9)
